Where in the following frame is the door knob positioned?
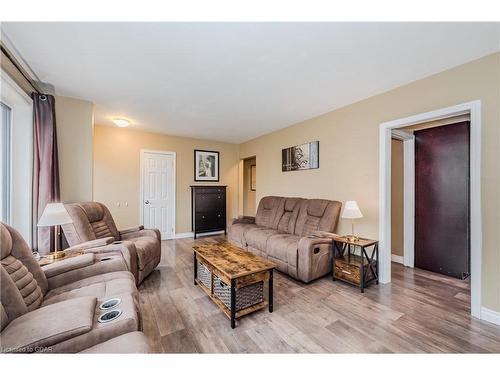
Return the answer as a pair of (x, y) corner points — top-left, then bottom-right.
(144, 200), (150, 205)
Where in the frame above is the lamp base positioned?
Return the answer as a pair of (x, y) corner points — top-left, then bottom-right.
(47, 251), (66, 260)
(345, 235), (360, 242)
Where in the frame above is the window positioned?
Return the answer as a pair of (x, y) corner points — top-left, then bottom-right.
(1, 71), (33, 243)
(0, 102), (11, 222)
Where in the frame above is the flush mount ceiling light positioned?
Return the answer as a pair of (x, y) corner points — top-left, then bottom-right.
(112, 118), (130, 127)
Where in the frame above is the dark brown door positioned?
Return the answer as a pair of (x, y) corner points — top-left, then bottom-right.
(414, 122), (470, 279)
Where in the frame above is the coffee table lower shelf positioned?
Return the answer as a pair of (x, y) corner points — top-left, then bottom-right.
(195, 279), (269, 319)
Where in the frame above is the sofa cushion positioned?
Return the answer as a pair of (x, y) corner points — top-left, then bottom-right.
(1, 296), (95, 353)
(45, 255), (129, 291)
(51, 293), (140, 353)
(255, 196), (283, 228)
(0, 223), (48, 296)
(294, 199), (342, 236)
(228, 223), (262, 246)
(42, 271), (136, 306)
(42, 253), (95, 279)
(1, 265), (29, 330)
(266, 234), (300, 276)
(62, 202), (121, 246)
(1, 255), (43, 312)
(244, 228), (280, 250)
(275, 198), (303, 234)
(80, 332), (150, 353)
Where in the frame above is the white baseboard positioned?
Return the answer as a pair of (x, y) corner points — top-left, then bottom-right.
(481, 307), (500, 326)
(174, 232), (193, 239)
(391, 254), (404, 264)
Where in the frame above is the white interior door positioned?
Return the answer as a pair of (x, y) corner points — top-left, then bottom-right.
(141, 150), (175, 240)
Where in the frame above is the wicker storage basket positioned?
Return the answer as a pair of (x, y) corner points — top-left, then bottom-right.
(197, 260), (212, 289)
(213, 275), (264, 311)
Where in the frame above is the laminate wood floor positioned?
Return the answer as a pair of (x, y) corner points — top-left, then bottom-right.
(139, 236), (500, 353)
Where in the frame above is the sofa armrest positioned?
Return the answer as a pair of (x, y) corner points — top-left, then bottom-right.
(83, 241), (138, 282)
(232, 216), (255, 225)
(120, 228), (161, 242)
(0, 296), (96, 353)
(65, 237), (115, 252)
(42, 253), (95, 278)
(309, 231), (341, 240)
(119, 225), (144, 235)
(296, 236), (334, 283)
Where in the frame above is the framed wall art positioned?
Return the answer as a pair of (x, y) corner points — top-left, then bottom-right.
(194, 149), (220, 181)
(282, 141), (319, 172)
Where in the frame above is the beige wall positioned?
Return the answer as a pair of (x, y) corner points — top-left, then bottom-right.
(243, 157), (257, 216)
(93, 125), (239, 233)
(391, 139), (404, 257)
(240, 53), (500, 313)
(56, 96), (94, 203)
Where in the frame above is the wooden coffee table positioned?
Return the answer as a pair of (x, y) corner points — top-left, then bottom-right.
(193, 242), (275, 328)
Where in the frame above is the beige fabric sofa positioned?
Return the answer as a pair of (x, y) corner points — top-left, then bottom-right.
(228, 196), (341, 283)
(0, 222), (149, 353)
(62, 202), (161, 285)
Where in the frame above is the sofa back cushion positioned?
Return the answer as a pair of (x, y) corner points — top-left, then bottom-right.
(255, 196), (284, 229)
(0, 222), (49, 330)
(62, 202), (120, 246)
(274, 198), (304, 234)
(294, 199), (342, 237)
(1, 266), (28, 331)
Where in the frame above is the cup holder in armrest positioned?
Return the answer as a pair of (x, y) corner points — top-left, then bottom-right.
(99, 298), (121, 310)
(98, 309), (122, 323)
(100, 256), (113, 262)
(313, 247), (320, 254)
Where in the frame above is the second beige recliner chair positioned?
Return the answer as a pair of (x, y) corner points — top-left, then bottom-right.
(62, 202), (161, 285)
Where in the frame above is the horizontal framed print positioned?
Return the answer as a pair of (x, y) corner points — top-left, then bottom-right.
(282, 141), (319, 172)
(194, 149), (220, 181)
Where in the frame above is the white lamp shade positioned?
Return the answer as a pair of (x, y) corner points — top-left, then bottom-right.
(341, 200), (363, 219)
(37, 203), (73, 227)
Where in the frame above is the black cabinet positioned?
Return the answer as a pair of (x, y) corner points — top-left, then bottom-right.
(191, 186), (227, 239)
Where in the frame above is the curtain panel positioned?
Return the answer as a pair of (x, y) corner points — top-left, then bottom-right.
(32, 93), (60, 254)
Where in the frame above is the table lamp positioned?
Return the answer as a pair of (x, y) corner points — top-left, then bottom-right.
(37, 202), (73, 260)
(341, 200), (363, 242)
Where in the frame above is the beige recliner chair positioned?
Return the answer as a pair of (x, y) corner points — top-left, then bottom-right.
(62, 202), (161, 285)
(0, 222), (145, 353)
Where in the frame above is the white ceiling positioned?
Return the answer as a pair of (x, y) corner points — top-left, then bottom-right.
(2, 22), (499, 143)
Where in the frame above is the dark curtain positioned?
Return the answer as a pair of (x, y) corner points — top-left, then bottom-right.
(32, 94), (60, 254)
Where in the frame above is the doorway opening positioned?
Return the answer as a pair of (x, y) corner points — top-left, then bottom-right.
(239, 156), (257, 217)
(140, 149), (176, 240)
(379, 101), (481, 319)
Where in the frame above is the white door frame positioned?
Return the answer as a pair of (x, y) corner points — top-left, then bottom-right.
(391, 130), (415, 268)
(379, 100), (482, 319)
(139, 149), (176, 239)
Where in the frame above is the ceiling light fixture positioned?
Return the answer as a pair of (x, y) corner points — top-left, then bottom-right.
(112, 118), (130, 127)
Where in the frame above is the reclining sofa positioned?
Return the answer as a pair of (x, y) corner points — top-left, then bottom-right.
(228, 196), (341, 283)
(62, 202), (161, 285)
(0, 222), (150, 353)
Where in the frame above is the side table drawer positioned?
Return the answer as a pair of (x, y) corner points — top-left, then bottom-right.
(334, 261), (361, 285)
